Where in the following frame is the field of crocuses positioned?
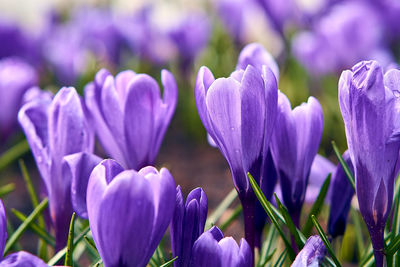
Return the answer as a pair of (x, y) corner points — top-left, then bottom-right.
(1, 0), (400, 266)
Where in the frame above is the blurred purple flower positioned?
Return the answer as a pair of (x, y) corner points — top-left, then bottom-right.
(339, 60), (400, 266)
(271, 92), (323, 226)
(115, 7), (176, 65)
(84, 68), (177, 170)
(293, 1), (387, 76)
(305, 154), (335, 203)
(236, 43), (280, 81)
(216, 0), (245, 44)
(0, 58), (37, 142)
(171, 186), (208, 267)
(292, 235), (326, 267)
(87, 159), (176, 267)
(18, 87), (94, 250)
(190, 226), (252, 267)
(195, 64), (278, 250)
(0, 19), (41, 65)
(0, 200), (49, 267)
(168, 13), (210, 70)
(328, 151), (354, 238)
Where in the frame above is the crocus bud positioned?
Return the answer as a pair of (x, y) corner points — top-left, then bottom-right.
(171, 186), (208, 267)
(0, 58), (37, 142)
(236, 43), (279, 81)
(292, 235), (326, 267)
(328, 151), (354, 238)
(87, 160), (176, 267)
(190, 226), (252, 267)
(271, 91), (323, 227)
(339, 60), (400, 266)
(195, 64), (278, 250)
(84, 68), (177, 170)
(0, 200), (49, 266)
(18, 87), (94, 250)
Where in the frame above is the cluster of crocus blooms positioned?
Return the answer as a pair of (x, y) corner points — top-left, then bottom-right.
(339, 60), (400, 266)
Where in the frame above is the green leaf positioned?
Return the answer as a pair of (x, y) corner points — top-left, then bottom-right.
(65, 212), (76, 266)
(160, 256), (178, 267)
(391, 176), (400, 265)
(205, 188), (237, 229)
(303, 174), (331, 236)
(0, 183), (15, 198)
(274, 194), (305, 249)
(83, 235), (97, 251)
(219, 205), (242, 231)
(19, 159), (48, 259)
(351, 209), (365, 260)
(331, 141), (355, 190)
(311, 215), (341, 267)
(48, 225), (90, 266)
(0, 140), (29, 171)
(248, 173), (296, 261)
(272, 249), (287, 267)
(4, 198), (48, 254)
(386, 233), (400, 255)
(258, 226), (277, 267)
(11, 209), (55, 246)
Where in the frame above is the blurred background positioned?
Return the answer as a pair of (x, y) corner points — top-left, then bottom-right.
(0, 0), (399, 263)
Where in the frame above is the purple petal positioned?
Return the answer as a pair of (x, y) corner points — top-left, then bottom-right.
(190, 230), (222, 267)
(236, 43), (279, 81)
(170, 186), (184, 267)
(95, 170), (155, 266)
(62, 152), (102, 219)
(0, 251), (49, 267)
(0, 200), (6, 259)
(292, 236), (326, 267)
(124, 74), (161, 169)
(305, 154), (335, 203)
(206, 77), (245, 191)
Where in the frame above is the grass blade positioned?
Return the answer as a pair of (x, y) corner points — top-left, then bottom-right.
(205, 189), (237, 229)
(160, 256), (178, 267)
(219, 205), (242, 231)
(0, 183), (15, 198)
(0, 140), (29, 171)
(331, 141), (355, 190)
(258, 226), (277, 267)
(48, 225), (90, 266)
(65, 212), (76, 266)
(19, 159), (48, 258)
(311, 215), (341, 267)
(4, 198), (48, 254)
(273, 249), (287, 267)
(274, 194), (305, 249)
(303, 174), (331, 236)
(84, 235), (97, 251)
(387, 234), (400, 255)
(11, 209), (55, 246)
(248, 173), (296, 261)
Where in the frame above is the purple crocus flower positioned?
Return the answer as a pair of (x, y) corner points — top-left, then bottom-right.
(195, 64), (278, 251)
(86, 159), (176, 267)
(292, 235), (327, 267)
(236, 43), (279, 81)
(271, 92), (323, 227)
(328, 151), (354, 238)
(190, 226), (252, 267)
(171, 186), (208, 267)
(18, 87), (93, 250)
(0, 58), (37, 143)
(84, 68), (177, 170)
(0, 200), (49, 267)
(338, 60), (400, 266)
